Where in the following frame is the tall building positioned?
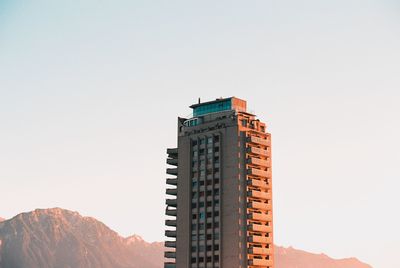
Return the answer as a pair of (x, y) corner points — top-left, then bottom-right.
(165, 97), (274, 268)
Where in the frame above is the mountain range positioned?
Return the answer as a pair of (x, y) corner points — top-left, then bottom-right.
(0, 208), (372, 268)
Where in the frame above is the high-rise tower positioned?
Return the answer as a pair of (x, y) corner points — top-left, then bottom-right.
(165, 97), (273, 268)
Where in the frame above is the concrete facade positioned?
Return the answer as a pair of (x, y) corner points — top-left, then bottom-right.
(165, 97), (273, 268)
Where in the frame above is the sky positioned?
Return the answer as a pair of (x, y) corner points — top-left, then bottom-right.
(1, 1), (399, 267)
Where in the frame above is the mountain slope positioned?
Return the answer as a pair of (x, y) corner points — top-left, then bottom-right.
(275, 246), (372, 268)
(0, 208), (162, 268)
(0, 208), (371, 268)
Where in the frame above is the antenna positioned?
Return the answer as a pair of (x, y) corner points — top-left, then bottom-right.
(198, 97), (201, 104)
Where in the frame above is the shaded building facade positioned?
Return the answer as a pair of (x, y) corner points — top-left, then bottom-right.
(165, 97), (273, 268)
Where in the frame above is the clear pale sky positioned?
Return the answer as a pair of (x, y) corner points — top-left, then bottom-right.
(1, 1), (399, 267)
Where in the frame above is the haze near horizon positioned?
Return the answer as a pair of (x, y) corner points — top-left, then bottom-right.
(1, 1), (399, 267)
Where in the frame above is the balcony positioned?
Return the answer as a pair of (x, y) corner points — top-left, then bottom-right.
(248, 235), (272, 244)
(165, 241), (176, 248)
(167, 148), (178, 157)
(247, 147), (269, 157)
(165, 208), (177, 217)
(248, 201), (272, 211)
(166, 199), (177, 207)
(165, 230), (177, 238)
(164, 251), (176, 258)
(248, 190), (272, 200)
(167, 158), (178, 166)
(247, 179), (270, 189)
(247, 136), (271, 146)
(164, 263), (176, 268)
(166, 178), (177, 186)
(248, 247), (273, 255)
(248, 258), (273, 267)
(166, 188), (177, 196)
(248, 168), (271, 178)
(248, 223), (272, 233)
(248, 212), (272, 222)
(167, 168), (178, 176)
(248, 157), (270, 167)
(165, 219), (177, 227)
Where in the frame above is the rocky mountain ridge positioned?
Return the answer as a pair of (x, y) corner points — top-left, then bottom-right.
(0, 208), (372, 268)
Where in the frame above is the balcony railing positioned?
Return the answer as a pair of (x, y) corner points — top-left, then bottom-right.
(247, 136), (271, 146)
(248, 223), (272, 233)
(248, 190), (272, 200)
(248, 235), (272, 244)
(165, 219), (177, 227)
(247, 147), (270, 157)
(248, 247), (273, 255)
(166, 188), (177, 196)
(167, 158), (178, 166)
(247, 179), (270, 189)
(167, 148), (178, 157)
(167, 168), (178, 176)
(248, 258), (273, 267)
(248, 157), (270, 167)
(248, 168), (271, 178)
(165, 241), (176, 248)
(248, 201), (272, 211)
(165, 230), (177, 238)
(166, 199), (177, 207)
(164, 263), (176, 268)
(165, 208), (177, 217)
(166, 178), (177, 186)
(164, 251), (176, 258)
(248, 212), (272, 222)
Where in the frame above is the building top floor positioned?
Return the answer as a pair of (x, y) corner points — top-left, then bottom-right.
(190, 97), (247, 117)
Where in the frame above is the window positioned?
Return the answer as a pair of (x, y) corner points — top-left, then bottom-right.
(191, 257), (196, 263)
(199, 212), (205, 220)
(191, 246), (197, 252)
(207, 137), (213, 144)
(241, 119), (247, 127)
(199, 139), (205, 145)
(214, 136), (220, 142)
(192, 181), (198, 188)
(191, 235), (197, 241)
(192, 214), (197, 220)
(192, 140), (198, 146)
